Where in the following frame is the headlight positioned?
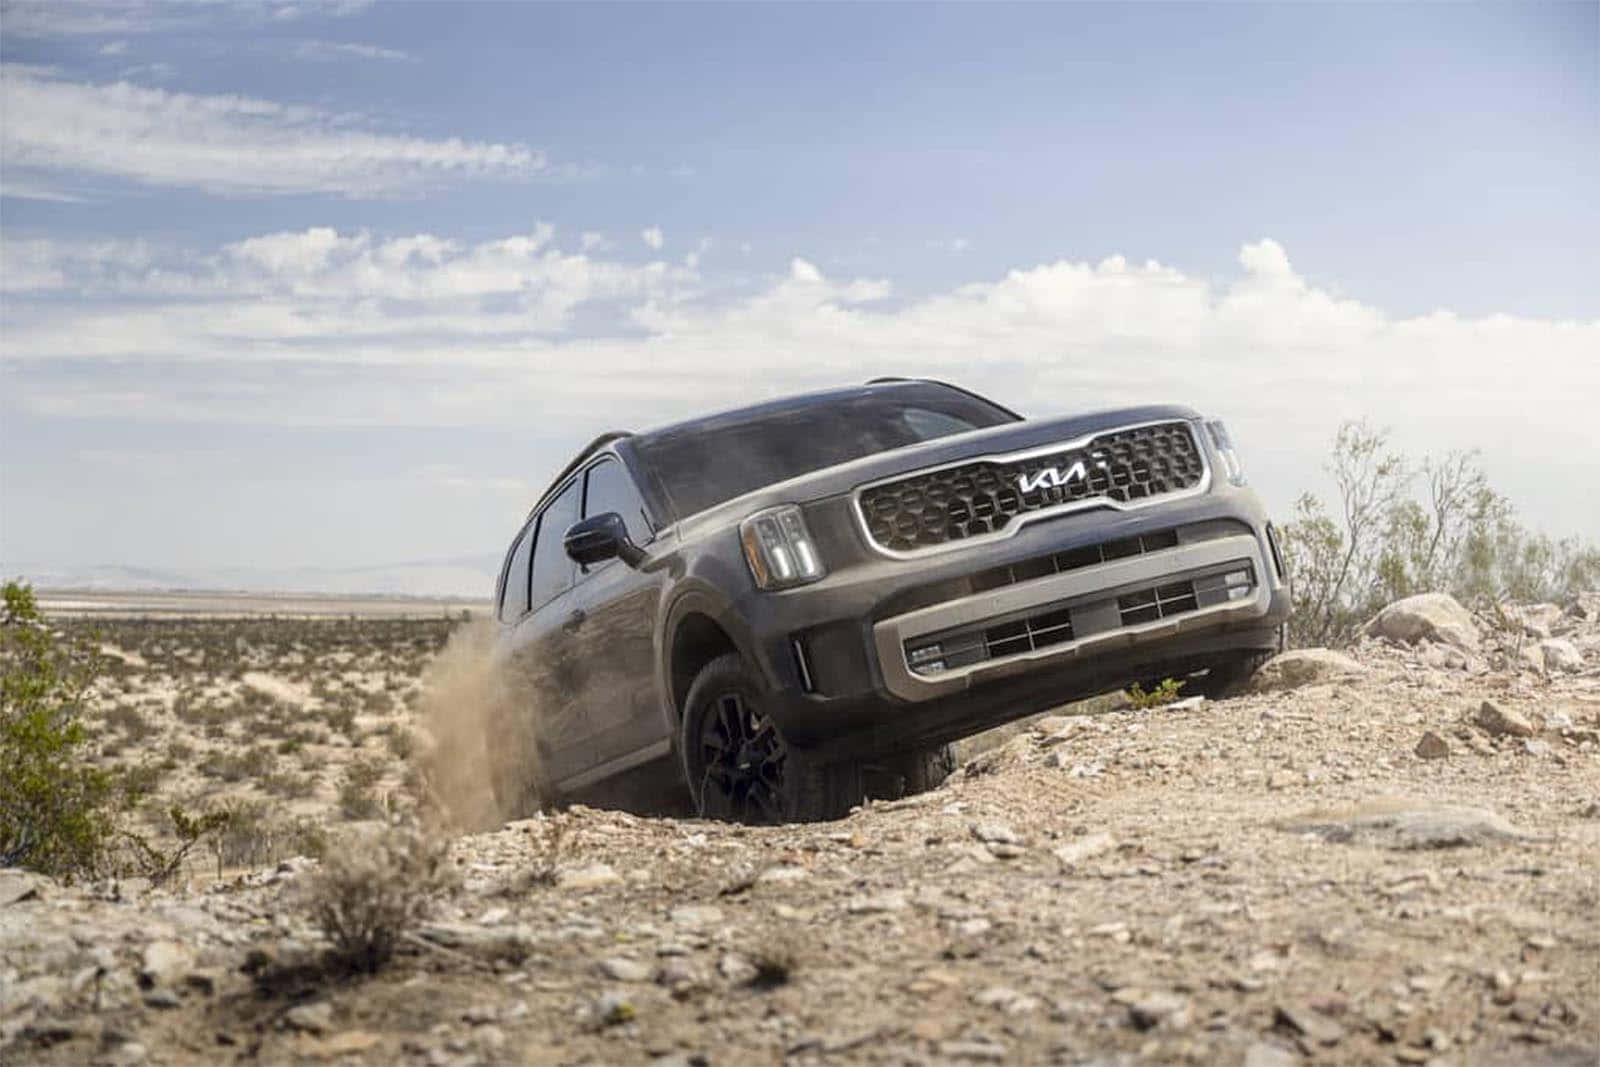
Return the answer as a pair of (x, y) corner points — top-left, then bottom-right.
(1203, 418), (1247, 486)
(740, 505), (825, 590)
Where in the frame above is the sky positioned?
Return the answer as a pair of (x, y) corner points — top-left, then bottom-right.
(1, 1), (1596, 593)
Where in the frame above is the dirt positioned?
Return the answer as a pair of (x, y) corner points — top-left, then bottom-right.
(3, 597), (1598, 1067)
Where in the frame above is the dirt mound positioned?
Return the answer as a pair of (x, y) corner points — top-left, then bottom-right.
(4, 601), (1598, 1065)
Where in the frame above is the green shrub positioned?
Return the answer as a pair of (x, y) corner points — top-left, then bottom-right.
(1127, 678), (1185, 709)
(0, 582), (119, 880)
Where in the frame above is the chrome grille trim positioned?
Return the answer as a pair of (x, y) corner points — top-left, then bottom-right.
(852, 419), (1211, 559)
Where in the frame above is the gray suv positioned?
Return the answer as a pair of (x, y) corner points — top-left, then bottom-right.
(489, 379), (1289, 822)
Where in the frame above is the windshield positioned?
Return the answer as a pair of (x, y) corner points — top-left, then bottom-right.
(634, 383), (1016, 519)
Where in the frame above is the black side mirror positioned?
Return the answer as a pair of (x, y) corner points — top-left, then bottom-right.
(564, 512), (644, 568)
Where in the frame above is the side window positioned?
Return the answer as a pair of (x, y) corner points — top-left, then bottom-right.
(498, 522), (535, 621)
(582, 458), (651, 546)
(529, 480), (580, 610)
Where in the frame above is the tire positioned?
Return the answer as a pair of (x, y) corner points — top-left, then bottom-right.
(1192, 647), (1277, 700)
(871, 744), (956, 798)
(679, 653), (859, 823)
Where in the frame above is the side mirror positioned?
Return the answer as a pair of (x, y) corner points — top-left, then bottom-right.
(564, 512), (644, 568)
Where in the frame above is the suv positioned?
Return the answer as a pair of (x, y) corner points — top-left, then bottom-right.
(489, 380), (1289, 822)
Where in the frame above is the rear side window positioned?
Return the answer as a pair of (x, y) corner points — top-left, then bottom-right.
(498, 523), (535, 621)
(529, 480), (580, 610)
(583, 458), (651, 546)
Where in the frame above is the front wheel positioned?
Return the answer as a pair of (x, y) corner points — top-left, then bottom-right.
(679, 654), (859, 823)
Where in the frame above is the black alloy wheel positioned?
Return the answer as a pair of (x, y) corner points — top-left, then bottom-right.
(696, 688), (788, 823)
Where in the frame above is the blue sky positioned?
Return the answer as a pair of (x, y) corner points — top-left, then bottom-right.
(1, 2), (1596, 591)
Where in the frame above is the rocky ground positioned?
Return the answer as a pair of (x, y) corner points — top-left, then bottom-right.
(4, 594), (1599, 1066)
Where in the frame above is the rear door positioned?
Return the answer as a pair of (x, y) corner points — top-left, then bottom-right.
(501, 478), (594, 785)
(569, 457), (668, 771)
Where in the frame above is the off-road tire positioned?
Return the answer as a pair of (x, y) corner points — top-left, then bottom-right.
(1193, 627), (1285, 699)
(872, 745), (956, 798)
(679, 653), (861, 823)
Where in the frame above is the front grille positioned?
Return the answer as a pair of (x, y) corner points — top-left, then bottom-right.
(903, 562), (1256, 678)
(858, 421), (1206, 553)
(970, 528), (1179, 594)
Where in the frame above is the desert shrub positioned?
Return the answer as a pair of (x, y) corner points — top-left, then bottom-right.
(104, 703), (159, 744)
(200, 743), (277, 783)
(339, 779), (384, 821)
(383, 725), (417, 761)
(305, 826), (455, 974)
(260, 770), (318, 800)
(1281, 422), (1600, 647)
(0, 581), (120, 880)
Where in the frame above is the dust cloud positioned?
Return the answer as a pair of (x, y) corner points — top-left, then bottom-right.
(418, 619), (545, 831)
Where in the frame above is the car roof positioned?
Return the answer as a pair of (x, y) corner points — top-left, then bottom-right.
(523, 379), (1017, 517)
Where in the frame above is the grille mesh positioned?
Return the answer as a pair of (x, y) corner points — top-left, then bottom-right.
(859, 422), (1205, 553)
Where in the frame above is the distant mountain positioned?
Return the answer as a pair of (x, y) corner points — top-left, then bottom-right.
(8, 555), (500, 599)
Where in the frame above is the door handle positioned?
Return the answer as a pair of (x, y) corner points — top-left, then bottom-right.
(561, 608), (587, 634)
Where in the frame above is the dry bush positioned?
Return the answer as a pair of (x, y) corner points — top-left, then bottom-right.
(304, 826), (456, 974)
(1282, 421), (1600, 647)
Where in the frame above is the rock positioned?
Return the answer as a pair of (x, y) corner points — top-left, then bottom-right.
(1243, 1040), (1300, 1067)
(1167, 695), (1206, 711)
(285, 1001), (334, 1035)
(1275, 1002), (1344, 1045)
(845, 891), (907, 914)
(555, 863), (622, 890)
(1277, 798), (1533, 850)
(598, 957), (655, 983)
(1520, 645), (1548, 673)
(1475, 700), (1535, 738)
(1250, 648), (1366, 692)
(971, 822), (1019, 845)
(971, 986), (1040, 1014)
(101, 1041), (148, 1066)
(179, 970), (218, 998)
(1053, 832), (1116, 866)
(138, 941), (192, 990)
(1367, 593), (1480, 650)
(1540, 639), (1583, 673)
(936, 1039), (1009, 1062)
(755, 865), (809, 885)
(1523, 738), (1554, 757)
(1414, 732), (1450, 759)
(718, 954), (757, 985)
(591, 991), (634, 1026)
(668, 904), (724, 927)
(307, 1031), (383, 1057)
(142, 989), (181, 1009)
(1118, 990), (1191, 1031)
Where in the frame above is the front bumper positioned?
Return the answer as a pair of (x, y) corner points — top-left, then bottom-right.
(726, 477), (1288, 754)
(871, 531), (1270, 702)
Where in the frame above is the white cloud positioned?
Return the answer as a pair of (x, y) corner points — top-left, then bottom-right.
(0, 64), (547, 198)
(641, 226), (664, 251)
(97, 40), (127, 56)
(580, 231), (609, 253)
(4, 232), (1596, 532)
(293, 39), (411, 62)
(2, 0), (372, 37)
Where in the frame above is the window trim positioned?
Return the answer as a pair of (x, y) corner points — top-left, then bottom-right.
(526, 475), (582, 616)
(495, 515), (539, 624)
(504, 448), (660, 620)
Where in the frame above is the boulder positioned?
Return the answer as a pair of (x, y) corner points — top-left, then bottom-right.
(1474, 700), (1535, 739)
(1366, 593), (1480, 651)
(1538, 639), (1583, 674)
(1249, 649), (1366, 692)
